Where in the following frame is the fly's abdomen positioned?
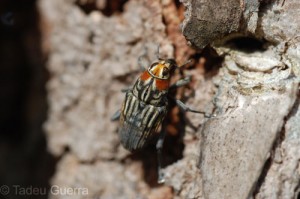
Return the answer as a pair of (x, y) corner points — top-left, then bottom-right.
(119, 92), (167, 151)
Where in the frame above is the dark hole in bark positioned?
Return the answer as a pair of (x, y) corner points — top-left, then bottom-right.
(75, 0), (128, 16)
(225, 37), (266, 53)
(174, 0), (182, 9)
(189, 46), (223, 78)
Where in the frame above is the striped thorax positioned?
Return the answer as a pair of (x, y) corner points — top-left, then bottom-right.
(114, 56), (208, 183)
(119, 59), (176, 151)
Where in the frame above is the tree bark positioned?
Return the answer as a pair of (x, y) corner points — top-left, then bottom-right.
(39, 0), (300, 198)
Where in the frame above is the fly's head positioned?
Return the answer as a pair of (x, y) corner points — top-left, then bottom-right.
(148, 59), (177, 80)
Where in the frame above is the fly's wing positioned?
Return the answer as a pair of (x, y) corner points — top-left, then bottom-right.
(119, 95), (167, 151)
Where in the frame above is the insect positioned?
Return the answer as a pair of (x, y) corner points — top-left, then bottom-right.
(112, 50), (208, 183)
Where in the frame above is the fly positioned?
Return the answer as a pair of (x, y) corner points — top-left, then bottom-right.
(112, 49), (209, 183)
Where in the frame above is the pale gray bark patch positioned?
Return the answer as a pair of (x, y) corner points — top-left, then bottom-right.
(255, 97), (300, 199)
(200, 79), (298, 199)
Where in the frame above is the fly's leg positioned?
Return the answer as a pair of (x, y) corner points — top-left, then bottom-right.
(111, 88), (131, 121)
(169, 76), (191, 90)
(170, 77), (212, 118)
(156, 123), (166, 184)
(111, 110), (121, 121)
(121, 87), (132, 93)
(175, 99), (211, 118)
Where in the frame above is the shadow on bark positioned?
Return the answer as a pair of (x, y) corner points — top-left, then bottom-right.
(0, 0), (56, 198)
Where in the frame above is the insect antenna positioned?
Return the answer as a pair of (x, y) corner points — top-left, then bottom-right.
(155, 44), (164, 61)
(173, 59), (193, 76)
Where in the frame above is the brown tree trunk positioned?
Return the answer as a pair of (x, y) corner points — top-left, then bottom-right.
(39, 0), (300, 198)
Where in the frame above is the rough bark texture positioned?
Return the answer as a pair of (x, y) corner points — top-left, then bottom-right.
(165, 0), (300, 199)
(39, 0), (300, 198)
(180, 0), (243, 49)
(39, 0), (195, 198)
